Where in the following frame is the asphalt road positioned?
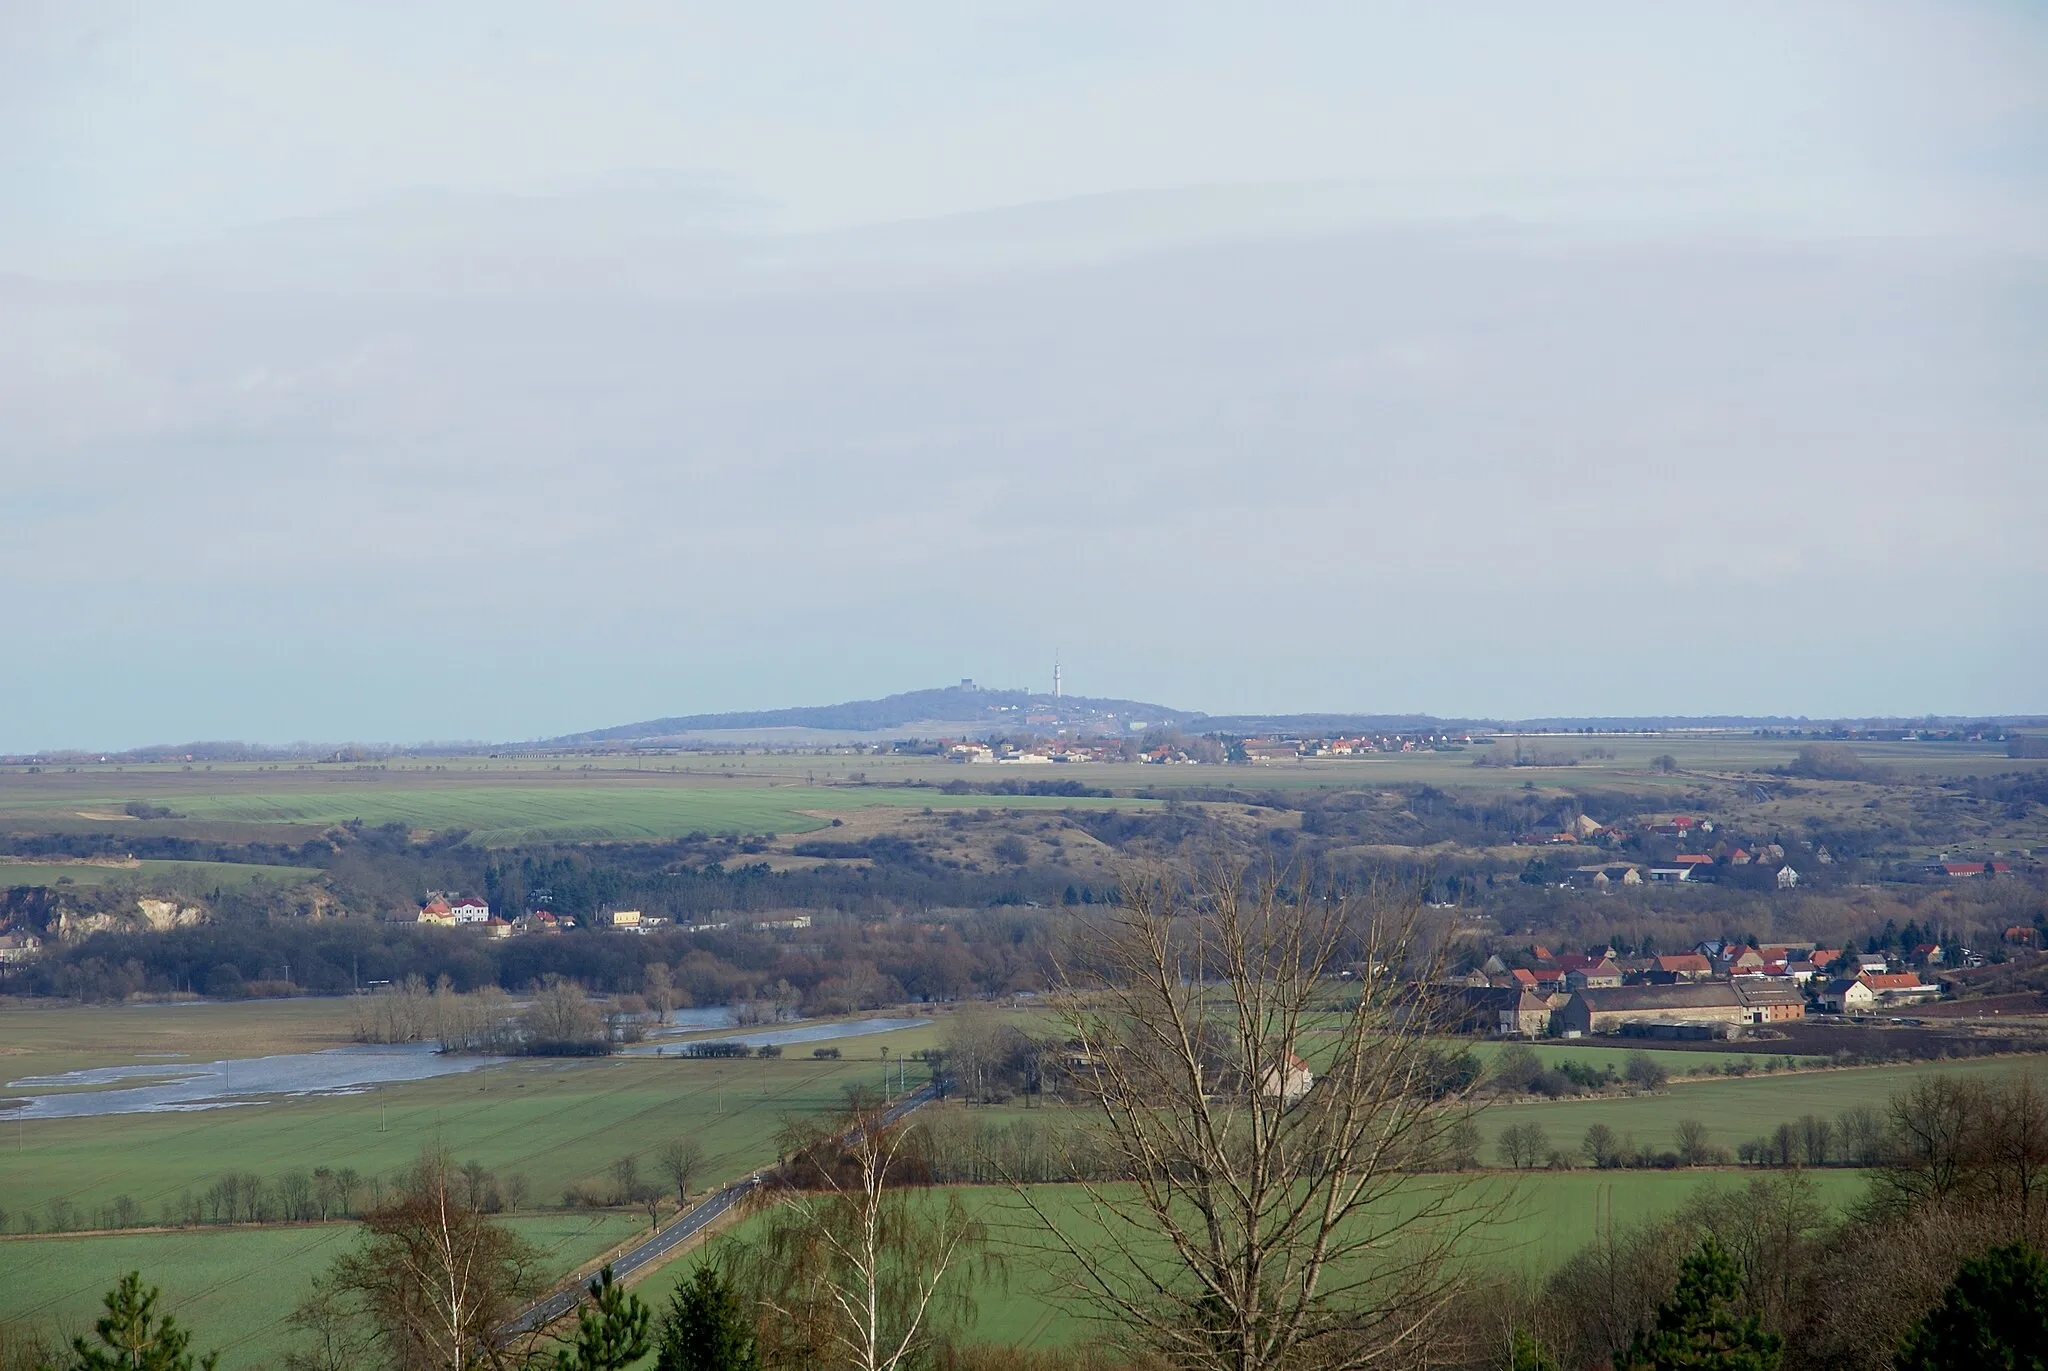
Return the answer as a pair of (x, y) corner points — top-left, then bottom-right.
(498, 1078), (945, 1339)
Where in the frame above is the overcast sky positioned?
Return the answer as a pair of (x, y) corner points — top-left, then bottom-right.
(3, 2), (2044, 749)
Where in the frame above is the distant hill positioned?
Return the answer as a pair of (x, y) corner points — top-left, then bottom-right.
(537, 686), (2048, 748)
(534, 682), (1202, 746)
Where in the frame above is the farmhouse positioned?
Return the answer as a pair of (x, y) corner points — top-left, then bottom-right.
(1651, 954), (1714, 983)
(415, 899), (455, 927)
(1733, 979), (1807, 1023)
(596, 908), (644, 930)
(0, 931), (41, 963)
(1861, 971), (1940, 1007)
(1821, 977), (1876, 1012)
(1556, 984), (1746, 1036)
(1926, 862), (2012, 877)
(1261, 1052), (1314, 1105)
(1453, 986), (1553, 1037)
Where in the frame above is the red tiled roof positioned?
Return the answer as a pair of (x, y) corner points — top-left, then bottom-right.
(1861, 972), (1923, 991)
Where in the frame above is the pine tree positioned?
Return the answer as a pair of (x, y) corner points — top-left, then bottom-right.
(656, 1264), (759, 1371)
(1897, 1241), (2048, 1371)
(1509, 1329), (1560, 1371)
(1618, 1235), (1780, 1371)
(554, 1265), (652, 1371)
(61, 1272), (220, 1371)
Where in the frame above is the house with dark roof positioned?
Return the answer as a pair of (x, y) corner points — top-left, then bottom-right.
(1651, 954), (1714, 984)
(1451, 986), (1553, 1037)
(1733, 979), (1806, 1023)
(1555, 984), (1746, 1036)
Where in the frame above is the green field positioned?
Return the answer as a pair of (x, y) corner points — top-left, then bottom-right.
(1459, 1040), (1821, 1078)
(0, 1025), (944, 1226)
(0, 778), (1150, 845)
(628, 1169), (1873, 1358)
(0, 859), (322, 890)
(1474, 1054), (2047, 1158)
(2, 1210), (644, 1370)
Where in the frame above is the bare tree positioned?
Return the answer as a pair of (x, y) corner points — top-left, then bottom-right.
(283, 1276), (375, 1371)
(660, 1138), (707, 1207)
(731, 1107), (994, 1371)
(1018, 864), (1492, 1371)
(326, 1147), (547, 1371)
(643, 963), (676, 1023)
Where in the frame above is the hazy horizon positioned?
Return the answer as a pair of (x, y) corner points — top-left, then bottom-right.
(5, 3), (2045, 751)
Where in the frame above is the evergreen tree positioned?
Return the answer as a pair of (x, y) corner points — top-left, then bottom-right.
(1509, 1329), (1560, 1371)
(1618, 1235), (1780, 1371)
(554, 1265), (652, 1371)
(61, 1272), (219, 1371)
(656, 1264), (759, 1371)
(1897, 1241), (2048, 1371)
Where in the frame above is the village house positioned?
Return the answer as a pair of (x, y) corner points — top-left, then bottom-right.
(2005, 925), (2041, 947)
(0, 931), (42, 963)
(415, 898), (455, 927)
(596, 908), (644, 930)
(1555, 984), (1746, 1036)
(1261, 1052), (1314, 1105)
(1733, 979), (1807, 1024)
(479, 917), (513, 940)
(1910, 943), (1945, 966)
(1821, 977), (1875, 1013)
(1926, 861), (2012, 878)
(1565, 963), (1623, 991)
(1717, 947), (1766, 977)
(448, 897), (491, 924)
(1651, 954), (1714, 984)
(1861, 971), (1939, 1007)
(1452, 986), (1552, 1037)
(1776, 866), (1800, 889)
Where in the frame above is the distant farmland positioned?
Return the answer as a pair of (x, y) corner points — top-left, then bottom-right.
(0, 859), (322, 890)
(0, 777), (1151, 846)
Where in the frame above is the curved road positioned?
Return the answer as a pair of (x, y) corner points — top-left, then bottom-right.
(498, 1078), (945, 1339)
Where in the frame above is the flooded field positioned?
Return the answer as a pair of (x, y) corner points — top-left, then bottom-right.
(4, 1042), (499, 1118)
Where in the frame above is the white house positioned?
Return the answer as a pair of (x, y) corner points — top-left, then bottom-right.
(1260, 1052), (1314, 1106)
(448, 897), (492, 924)
(1821, 978), (1876, 1013)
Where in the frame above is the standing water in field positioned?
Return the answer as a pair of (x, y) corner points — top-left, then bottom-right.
(2, 1043), (504, 1119)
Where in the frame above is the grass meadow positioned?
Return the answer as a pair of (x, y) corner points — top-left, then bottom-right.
(0, 859), (323, 891)
(1472, 1053), (2048, 1160)
(0, 1023), (945, 1227)
(0, 774), (1151, 845)
(628, 1168), (1874, 1361)
(2, 1210), (645, 1371)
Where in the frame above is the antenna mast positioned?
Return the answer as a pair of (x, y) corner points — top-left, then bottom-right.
(1054, 653), (1063, 700)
